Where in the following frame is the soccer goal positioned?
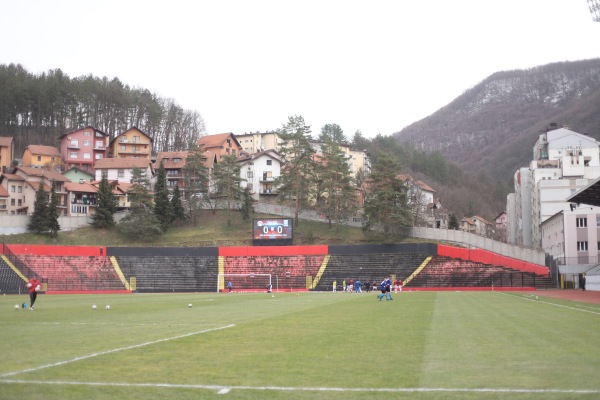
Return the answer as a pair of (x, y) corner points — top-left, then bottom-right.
(217, 273), (272, 293)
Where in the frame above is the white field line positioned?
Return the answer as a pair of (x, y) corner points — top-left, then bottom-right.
(0, 380), (599, 395)
(499, 292), (600, 315)
(0, 324), (235, 379)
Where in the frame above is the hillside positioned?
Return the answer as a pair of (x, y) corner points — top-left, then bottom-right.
(394, 58), (600, 215)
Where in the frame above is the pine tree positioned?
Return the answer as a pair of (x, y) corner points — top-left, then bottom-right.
(318, 139), (357, 231)
(240, 185), (254, 220)
(213, 154), (243, 214)
(363, 152), (410, 234)
(118, 167), (163, 241)
(27, 183), (49, 233)
(170, 185), (186, 222)
(448, 213), (460, 230)
(153, 161), (173, 232)
(274, 115), (316, 227)
(47, 180), (61, 235)
(90, 177), (117, 229)
(182, 143), (209, 226)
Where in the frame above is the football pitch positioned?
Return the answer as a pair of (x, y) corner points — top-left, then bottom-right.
(1, 290), (600, 400)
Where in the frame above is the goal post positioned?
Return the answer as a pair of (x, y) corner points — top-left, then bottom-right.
(217, 273), (272, 293)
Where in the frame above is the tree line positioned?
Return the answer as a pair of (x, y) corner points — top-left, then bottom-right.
(0, 64), (205, 156)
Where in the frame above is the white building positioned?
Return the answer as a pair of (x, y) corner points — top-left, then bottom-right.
(94, 158), (155, 185)
(507, 125), (600, 248)
(235, 132), (282, 154)
(238, 150), (282, 201)
(541, 206), (600, 288)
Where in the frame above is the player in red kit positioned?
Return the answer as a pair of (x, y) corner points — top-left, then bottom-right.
(26, 277), (42, 310)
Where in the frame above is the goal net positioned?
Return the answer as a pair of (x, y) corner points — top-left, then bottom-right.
(217, 273), (272, 293)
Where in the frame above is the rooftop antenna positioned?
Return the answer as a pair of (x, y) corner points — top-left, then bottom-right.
(589, 0), (600, 22)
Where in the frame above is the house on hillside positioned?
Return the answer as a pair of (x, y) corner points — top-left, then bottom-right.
(93, 158), (154, 184)
(11, 166), (70, 215)
(238, 150), (282, 201)
(90, 180), (132, 210)
(460, 215), (494, 236)
(63, 166), (95, 183)
(0, 136), (14, 173)
(21, 145), (61, 169)
(197, 133), (242, 168)
(64, 181), (98, 216)
(59, 126), (108, 173)
(108, 127), (153, 160)
(155, 151), (188, 192)
(494, 211), (508, 242)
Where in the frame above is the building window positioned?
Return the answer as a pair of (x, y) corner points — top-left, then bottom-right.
(95, 154), (103, 160)
(576, 218), (587, 228)
(247, 171), (253, 179)
(17, 186), (22, 193)
(266, 159), (272, 165)
(11, 199), (15, 206)
(95, 140), (104, 148)
(70, 152), (78, 159)
(118, 169), (125, 178)
(70, 139), (79, 147)
(37, 156), (42, 162)
(84, 140), (91, 147)
(83, 153), (91, 159)
(120, 145), (126, 151)
(101, 170), (108, 179)
(133, 136), (140, 143)
(10, 185), (15, 192)
(83, 130), (91, 136)
(577, 241), (588, 252)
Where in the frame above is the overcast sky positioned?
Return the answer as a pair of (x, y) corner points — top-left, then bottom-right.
(1, 0), (598, 139)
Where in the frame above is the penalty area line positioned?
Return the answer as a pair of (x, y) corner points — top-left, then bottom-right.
(0, 380), (599, 395)
(0, 324), (235, 379)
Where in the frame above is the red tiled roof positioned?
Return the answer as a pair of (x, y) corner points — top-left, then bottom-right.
(24, 144), (61, 157)
(64, 181), (98, 193)
(155, 151), (188, 169)
(15, 167), (69, 182)
(0, 184), (8, 197)
(197, 133), (235, 149)
(94, 158), (153, 169)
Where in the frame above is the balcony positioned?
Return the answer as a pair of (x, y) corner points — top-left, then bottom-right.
(260, 189), (277, 195)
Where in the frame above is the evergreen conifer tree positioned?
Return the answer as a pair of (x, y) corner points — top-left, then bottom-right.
(90, 177), (117, 229)
(153, 162), (173, 232)
(47, 180), (61, 235)
(27, 183), (49, 233)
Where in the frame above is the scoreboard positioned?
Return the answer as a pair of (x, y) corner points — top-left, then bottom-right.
(252, 218), (293, 246)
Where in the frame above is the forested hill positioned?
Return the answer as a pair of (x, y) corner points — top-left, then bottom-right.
(394, 58), (600, 209)
(0, 64), (206, 156)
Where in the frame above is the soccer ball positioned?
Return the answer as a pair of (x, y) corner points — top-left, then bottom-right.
(188, 303), (192, 308)
(105, 305), (111, 310)
(272, 295), (275, 298)
(92, 304), (97, 310)
(14, 304), (19, 310)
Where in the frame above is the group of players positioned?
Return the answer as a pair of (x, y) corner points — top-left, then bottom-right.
(333, 277), (403, 300)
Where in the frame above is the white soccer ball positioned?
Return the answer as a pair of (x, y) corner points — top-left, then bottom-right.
(105, 305), (111, 310)
(14, 304), (19, 310)
(92, 304), (97, 310)
(188, 303), (192, 308)
(26, 283), (32, 288)
(272, 295), (275, 298)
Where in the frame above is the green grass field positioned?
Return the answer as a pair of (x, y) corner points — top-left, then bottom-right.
(1, 291), (600, 400)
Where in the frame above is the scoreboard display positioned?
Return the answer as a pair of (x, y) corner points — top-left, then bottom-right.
(252, 218), (293, 246)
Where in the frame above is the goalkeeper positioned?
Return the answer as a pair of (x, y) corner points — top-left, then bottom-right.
(26, 277), (42, 310)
